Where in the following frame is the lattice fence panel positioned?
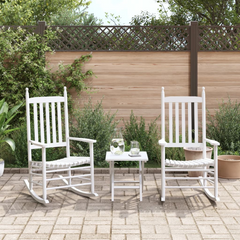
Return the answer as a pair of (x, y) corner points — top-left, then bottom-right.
(199, 26), (240, 51)
(49, 25), (190, 51)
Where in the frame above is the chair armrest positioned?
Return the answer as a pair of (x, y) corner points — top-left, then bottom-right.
(205, 138), (220, 146)
(158, 139), (167, 146)
(29, 140), (47, 148)
(68, 137), (97, 144)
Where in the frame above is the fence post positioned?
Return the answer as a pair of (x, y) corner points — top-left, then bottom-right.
(36, 21), (46, 36)
(189, 21), (198, 139)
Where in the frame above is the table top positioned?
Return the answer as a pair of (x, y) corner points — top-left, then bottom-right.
(105, 151), (148, 162)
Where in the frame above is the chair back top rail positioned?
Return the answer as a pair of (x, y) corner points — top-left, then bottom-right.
(28, 96), (65, 104)
(164, 96), (202, 103)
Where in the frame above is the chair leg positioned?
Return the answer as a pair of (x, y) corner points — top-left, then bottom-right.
(161, 165), (165, 202)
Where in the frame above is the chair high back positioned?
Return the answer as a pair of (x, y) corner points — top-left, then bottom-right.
(24, 87), (97, 204)
(26, 87), (70, 157)
(161, 87), (207, 158)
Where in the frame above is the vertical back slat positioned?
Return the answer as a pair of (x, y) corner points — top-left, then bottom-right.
(175, 102), (179, 143)
(188, 102), (192, 143)
(57, 102), (62, 142)
(194, 102), (198, 143)
(52, 102), (56, 143)
(39, 103), (44, 143)
(182, 102), (185, 143)
(33, 103), (38, 142)
(202, 88), (206, 158)
(169, 102), (173, 143)
(161, 87), (165, 139)
(45, 102), (50, 144)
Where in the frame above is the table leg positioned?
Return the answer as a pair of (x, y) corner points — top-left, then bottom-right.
(110, 161), (112, 192)
(139, 161), (142, 201)
(111, 161), (114, 201)
(142, 161), (145, 188)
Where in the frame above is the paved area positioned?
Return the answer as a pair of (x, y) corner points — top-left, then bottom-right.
(1, 169), (240, 240)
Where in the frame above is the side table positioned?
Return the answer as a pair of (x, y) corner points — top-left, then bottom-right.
(105, 151), (148, 201)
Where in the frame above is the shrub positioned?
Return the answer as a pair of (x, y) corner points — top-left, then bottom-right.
(123, 111), (161, 162)
(3, 122), (65, 168)
(207, 98), (240, 151)
(114, 141), (139, 167)
(70, 98), (119, 167)
(0, 26), (94, 124)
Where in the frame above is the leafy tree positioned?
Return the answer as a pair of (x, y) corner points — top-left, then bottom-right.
(0, 0), (91, 25)
(130, 11), (168, 26)
(131, 0), (240, 26)
(157, 0), (240, 25)
(104, 12), (121, 25)
(50, 6), (103, 26)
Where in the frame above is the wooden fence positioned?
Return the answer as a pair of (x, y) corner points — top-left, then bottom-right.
(46, 51), (240, 125)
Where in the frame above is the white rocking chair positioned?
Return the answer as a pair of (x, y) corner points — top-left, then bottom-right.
(159, 87), (220, 202)
(24, 87), (98, 204)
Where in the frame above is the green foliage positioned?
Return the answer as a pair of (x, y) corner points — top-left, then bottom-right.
(0, 99), (21, 151)
(0, 0), (91, 25)
(207, 98), (240, 151)
(50, 6), (103, 26)
(130, 11), (168, 26)
(0, 26), (94, 124)
(157, 0), (240, 25)
(165, 146), (185, 161)
(51, 8), (102, 26)
(104, 12), (121, 25)
(4, 122), (65, 168)
(123, 111), (161, 163)
(70, 98), (119, 167)
(131, 1), (240, 26)
(218, 145), (240, 156)
(114, 141), (139, 168)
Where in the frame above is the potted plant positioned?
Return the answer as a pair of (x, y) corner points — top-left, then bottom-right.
(217, 147), (240, 179)
(0, 99), (22, 176)
(184, 146), (213, 177)
(207, 98), (240, 179)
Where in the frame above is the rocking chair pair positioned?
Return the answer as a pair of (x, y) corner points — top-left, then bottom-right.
(24, 87), (98, 204)
(159, 87), (220, 202)
(24, 86), (219, 204)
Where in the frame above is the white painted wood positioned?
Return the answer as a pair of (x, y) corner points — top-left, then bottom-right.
(45, 102), (50, 144)
(161, 87), (165, 140)
(106, 151), (148, 201)
(194, 102), (198, 143)
(57, 102), (62, 143)
(182, 102), (185, 143)
(175, 102), (179, 143)
(39, 103), (44, 143)
(24, 87), (97, 204)
(188, 102), (192, 143)
(28, 96), (64, 103)
(164, 96), (202, 103)
(169, 102), (172, 143)
(160, 87), (219, 202)
(33, 103), (38, 142)
(51, 102), (56, 143)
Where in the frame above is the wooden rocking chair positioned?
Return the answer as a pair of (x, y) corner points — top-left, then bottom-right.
(159, 87), (220, 202)
(24, 87), (98, 204)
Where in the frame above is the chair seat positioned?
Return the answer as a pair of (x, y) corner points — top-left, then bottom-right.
(31, 157), (90, 168)
(165, 158), (214, 168)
